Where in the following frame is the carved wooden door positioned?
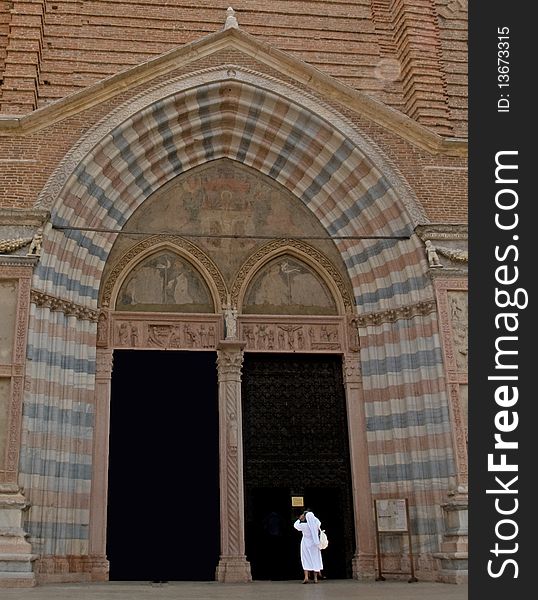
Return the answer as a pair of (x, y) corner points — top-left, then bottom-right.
(242, 353), (355, 579)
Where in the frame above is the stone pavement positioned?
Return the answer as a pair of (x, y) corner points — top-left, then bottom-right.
(0, 580), (468, 600)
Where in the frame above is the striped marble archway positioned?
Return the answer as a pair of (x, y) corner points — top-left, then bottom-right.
(21, 69), (454, 580)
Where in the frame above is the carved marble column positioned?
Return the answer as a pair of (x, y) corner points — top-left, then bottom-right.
(342, 354), (376, 580)
(88, 348), (113, 581)
(215, 341), (251, 583)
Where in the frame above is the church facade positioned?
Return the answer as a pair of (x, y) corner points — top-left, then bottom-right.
(0, 2), (467, 587)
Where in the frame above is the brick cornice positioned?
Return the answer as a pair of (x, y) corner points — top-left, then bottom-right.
(0, 28), (467, 156)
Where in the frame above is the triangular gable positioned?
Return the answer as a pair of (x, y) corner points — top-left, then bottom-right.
(0, 26), (466, 156)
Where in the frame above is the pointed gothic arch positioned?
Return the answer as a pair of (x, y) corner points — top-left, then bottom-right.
(19, 68), (454, 583)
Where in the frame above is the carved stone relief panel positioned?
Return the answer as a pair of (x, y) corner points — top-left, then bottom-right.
(0, 266), (32, 483)
(242, 256), (337, 315)
(0, 280), (18, 364)
(116, 251), (214, 313)
(239, 316), (345, 353)
(434, 278), (468, 485)
(112, 314), (221, 350)
(459, 384), (468, 440)
(448, 291), (468, 373)
(0, 378), (9, 466)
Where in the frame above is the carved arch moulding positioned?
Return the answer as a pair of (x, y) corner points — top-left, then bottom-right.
(230, 238), (355, 314)
(100, 234), (228, 311)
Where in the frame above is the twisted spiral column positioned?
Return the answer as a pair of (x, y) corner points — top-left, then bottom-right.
(215, 341), (252, 582)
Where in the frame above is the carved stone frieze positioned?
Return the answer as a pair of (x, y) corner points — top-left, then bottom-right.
(239, 316), (344, 353)
(416, 223), (468, 241)
(30, 290), (99, 321)
(356, 300), (436, 327)
(0, 208), (49, 227)
(112, 314), (221, 350)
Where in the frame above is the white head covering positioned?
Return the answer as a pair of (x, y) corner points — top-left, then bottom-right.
(305, 511), (320, 543)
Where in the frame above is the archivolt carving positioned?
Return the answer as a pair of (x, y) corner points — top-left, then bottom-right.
(100, 235), (228, 310)
(230, 239), (354, 313)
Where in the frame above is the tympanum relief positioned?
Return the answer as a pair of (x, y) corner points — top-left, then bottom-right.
(448, 291), (468, 372)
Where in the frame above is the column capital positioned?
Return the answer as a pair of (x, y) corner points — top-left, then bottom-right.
(217, 342), (246, 378)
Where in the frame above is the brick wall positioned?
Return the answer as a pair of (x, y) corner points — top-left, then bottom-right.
(0, 47), (466, 222)
(0, 0), (467, 134)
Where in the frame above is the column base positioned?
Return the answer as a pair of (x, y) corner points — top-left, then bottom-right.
(0, 485), (37, 587)
(216, 555), (252, 582)
(352, 552), (376, 581)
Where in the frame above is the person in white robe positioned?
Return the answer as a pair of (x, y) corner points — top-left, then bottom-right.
(293, 510), (323, 583)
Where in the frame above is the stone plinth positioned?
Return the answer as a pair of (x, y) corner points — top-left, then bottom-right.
(434, 489), (468, 584)
(0, 484), (37, 587)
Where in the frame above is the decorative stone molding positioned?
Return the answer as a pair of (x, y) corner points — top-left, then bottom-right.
(434, 278), (468, 486)
(0, 209), (49, 228)
(31, 62), (430, 226)
(0, 238), (32, 254)
(415, 224), (467, 241)
(101, 235), (228, 311)
(231, 238), (354, 313)
(0, 266), (32, 486)
(30, 290), (99, 321)
(435, 246), (468, 264)
(2, 28), (466, 160)
(342, 355), (376, 580)
(356, 300), (437, 327)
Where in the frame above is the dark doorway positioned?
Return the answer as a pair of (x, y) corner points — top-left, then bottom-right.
(242, 353), (355, 580)
(107, 350), (219, 581)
